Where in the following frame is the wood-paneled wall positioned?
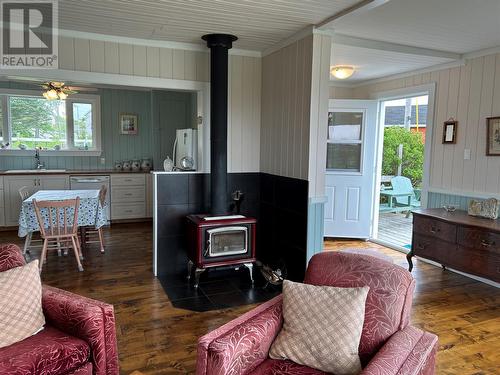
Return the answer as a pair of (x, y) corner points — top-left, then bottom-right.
(228, 55), (261, 173)
(260, 35), (313, 180)
(59, 36), (210, 82)
(329, 85), (354, 99)
(353, 53), (500, 196)
(58, 36), (262, 173)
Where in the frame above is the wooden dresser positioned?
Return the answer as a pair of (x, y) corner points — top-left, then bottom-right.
(409, 208), (500, 283)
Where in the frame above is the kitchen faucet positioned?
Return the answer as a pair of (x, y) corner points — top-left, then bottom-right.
(34, 147), (44, 169)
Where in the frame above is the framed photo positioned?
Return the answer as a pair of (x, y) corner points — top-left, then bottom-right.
(487, 117), (500, 155)
(442, 120), (457, 144)
(120, 113), (138, 135)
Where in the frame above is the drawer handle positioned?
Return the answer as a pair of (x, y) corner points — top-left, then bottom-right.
(124, 193), (133, 196)
(417, 243), (427, 250)
(480, 240), (493, 247)
(125, 210), (133, 213)
(429, 226), (440, 234)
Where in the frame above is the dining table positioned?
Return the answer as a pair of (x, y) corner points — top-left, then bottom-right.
(18, 189), (108, 238)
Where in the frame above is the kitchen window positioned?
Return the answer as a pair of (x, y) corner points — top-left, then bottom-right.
(0, 90), (101, 155)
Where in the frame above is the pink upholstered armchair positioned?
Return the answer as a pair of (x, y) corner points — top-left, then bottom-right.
(197, 252), (438, 375)
(0, 244), (119, 375)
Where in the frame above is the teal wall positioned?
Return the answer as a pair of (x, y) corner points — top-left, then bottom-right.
(0, 82), (195, 171)
(307, 198), (326, 263)
(427, 191), (497, 210)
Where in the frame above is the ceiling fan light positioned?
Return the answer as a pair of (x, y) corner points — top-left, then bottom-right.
(331, 65), (354, 79)
(47, 89), (58, 100)
(58, 91), (67, 100)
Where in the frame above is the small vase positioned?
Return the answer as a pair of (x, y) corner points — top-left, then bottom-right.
(114, 161), (123, 171)
(141, 158), (152, 172)
(163, 157), (173, 172)
(131, 159), (141, 172)
(122, 160), (131, 171)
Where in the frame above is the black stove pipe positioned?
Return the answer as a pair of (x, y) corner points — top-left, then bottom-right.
(202, 33), (238, 216)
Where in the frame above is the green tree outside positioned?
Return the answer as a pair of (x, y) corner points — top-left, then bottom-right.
(382, 126), (424, 187)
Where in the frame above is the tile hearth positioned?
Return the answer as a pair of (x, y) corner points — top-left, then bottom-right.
(158, 267), (280, 312)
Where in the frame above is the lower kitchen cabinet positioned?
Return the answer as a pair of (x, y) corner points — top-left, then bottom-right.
(110, 174), (151, 220)
(3, 175), (69, 226)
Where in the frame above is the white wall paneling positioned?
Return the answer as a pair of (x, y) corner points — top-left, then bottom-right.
(260, 35), (313, 180)
(308, 34), (332, 197)
(353, 52), (500, 196)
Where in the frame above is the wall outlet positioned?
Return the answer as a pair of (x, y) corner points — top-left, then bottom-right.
(464, 149), (471, 160)
(100, 157), (106, 165)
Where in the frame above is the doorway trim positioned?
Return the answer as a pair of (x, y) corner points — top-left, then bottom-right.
(369, 83), (436, 243)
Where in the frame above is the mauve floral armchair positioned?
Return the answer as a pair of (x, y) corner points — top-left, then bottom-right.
(197, 251), (438, 375)
(0, 243), (119, 375)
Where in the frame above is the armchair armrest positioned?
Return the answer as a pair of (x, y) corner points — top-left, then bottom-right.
(361, 325), (438, 375)
(197, 295), (283, 375)
(42, 285), (119, 375)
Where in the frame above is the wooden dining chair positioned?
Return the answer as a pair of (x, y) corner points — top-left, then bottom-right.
(80, 185), (107, 253)
(33, 197), (84, 273)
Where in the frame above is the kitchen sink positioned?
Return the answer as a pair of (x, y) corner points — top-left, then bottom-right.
(4, 169), (66, 173)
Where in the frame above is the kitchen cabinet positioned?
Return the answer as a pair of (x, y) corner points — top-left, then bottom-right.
(111, 174), (149, 220)
(3, 175), (69, 226)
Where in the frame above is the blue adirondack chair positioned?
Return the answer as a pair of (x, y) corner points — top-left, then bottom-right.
(390, 176), (421, 216)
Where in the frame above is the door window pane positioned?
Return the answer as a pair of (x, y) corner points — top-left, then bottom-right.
(327, 144), (361, 171)
(73, 102), (93, 149)
(9, 97), (67, 149)
(328, 112), (363, 141)
(327, 111), (363, 171)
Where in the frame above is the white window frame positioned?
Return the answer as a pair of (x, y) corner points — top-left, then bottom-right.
(0, 88), (101, 156)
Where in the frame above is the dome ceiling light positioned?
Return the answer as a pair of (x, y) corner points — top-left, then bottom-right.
(330, 65), (355, 80)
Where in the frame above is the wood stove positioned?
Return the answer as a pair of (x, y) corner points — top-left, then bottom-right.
(185, 33), (257, 288)
(187, 215), (256, 288)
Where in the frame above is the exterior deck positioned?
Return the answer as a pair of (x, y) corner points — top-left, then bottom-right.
(377, 212), (413, 248)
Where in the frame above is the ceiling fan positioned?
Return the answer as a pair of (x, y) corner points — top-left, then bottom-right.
(41, 81), (77, 100)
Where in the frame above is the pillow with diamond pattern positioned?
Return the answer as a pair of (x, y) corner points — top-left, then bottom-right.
(269, 280), (369, 375)
(0, 260), (45, 348)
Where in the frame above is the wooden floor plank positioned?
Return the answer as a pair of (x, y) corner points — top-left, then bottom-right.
(1, 224), (499, 374)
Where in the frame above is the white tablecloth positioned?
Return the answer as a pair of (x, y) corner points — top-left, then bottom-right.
(18, 190), (107, 237)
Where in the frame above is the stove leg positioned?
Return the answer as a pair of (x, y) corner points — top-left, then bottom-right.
(244, 263), (254, 285)
(187, 260), (194, 280)
(194, 268), (205, 288)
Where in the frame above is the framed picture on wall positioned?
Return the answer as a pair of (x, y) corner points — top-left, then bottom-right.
(120, 113), (138, 135)
(486, 117), (500, 155)
(442, 120), (457, 144)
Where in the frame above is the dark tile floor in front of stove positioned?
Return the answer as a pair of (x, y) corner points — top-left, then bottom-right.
(159, 267), (281, 312)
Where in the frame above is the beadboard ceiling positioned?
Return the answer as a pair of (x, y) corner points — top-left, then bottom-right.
(59, 0), (359, 51)
(328, 0), (500, 83)
(330, 0), (500, 54)
(330, 44), (455, 83)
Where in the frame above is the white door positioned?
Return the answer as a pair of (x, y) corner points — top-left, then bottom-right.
(324, 99), (379, 239)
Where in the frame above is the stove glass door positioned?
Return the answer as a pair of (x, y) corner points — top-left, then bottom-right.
(207, 226), (248, 257)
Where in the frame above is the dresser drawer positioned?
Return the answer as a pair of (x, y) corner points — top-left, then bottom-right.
(111, 174), (145, 187)
(413, 216), (456, 242)
(457, 226), (500, 255)
(412, 233), (454, 263)
(111, 203), (146, 220)
(111, 187), (145, 203)
(449, 246), (500, 282)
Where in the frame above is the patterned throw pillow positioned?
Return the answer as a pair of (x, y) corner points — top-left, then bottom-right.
(269, 280), (369, 375)
(0, 260), (45, 348)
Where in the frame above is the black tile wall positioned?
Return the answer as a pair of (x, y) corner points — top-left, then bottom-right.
(155, 172), (308, 282)
(156, 172), (262, 277)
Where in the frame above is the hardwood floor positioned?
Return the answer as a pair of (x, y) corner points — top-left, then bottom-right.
(1, 224), (499, 374)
